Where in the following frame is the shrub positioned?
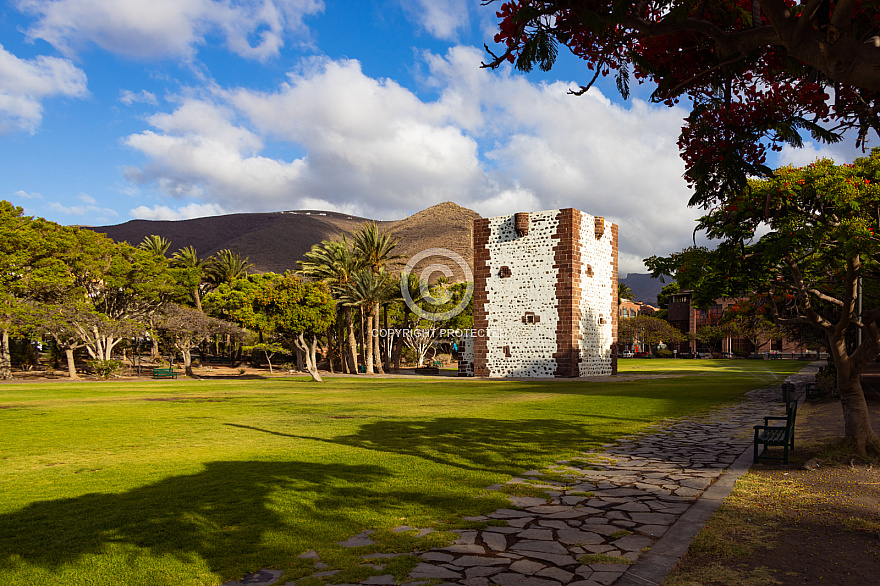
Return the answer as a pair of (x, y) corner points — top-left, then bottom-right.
(655, 349), (673, 358)
(87, 359), (124, 379)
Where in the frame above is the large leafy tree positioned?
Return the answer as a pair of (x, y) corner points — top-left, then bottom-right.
(647, 149), (880, 454)
(485, 1), (880, 205)
(29, 301), (97, 379)
(618, 314), (685, 351)
(205, 273), (336, 381)
(299, 236), (362, 374)
(72, 235), (182, 360)
(250, 273), (336, 382)
(0, 202), (83, 378)
(157, 304), (240, 378)
(203, 274), (276, 334)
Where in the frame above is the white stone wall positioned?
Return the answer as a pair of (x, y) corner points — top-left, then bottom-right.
(483, 210), (561, 377)
(577, 216), (615, 376)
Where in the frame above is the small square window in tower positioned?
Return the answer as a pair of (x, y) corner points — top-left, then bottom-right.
(499, 266), (512, 278)
(522, 312), (540, 324)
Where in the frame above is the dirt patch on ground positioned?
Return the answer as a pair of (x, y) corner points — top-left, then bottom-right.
(665, 398), (880, 586)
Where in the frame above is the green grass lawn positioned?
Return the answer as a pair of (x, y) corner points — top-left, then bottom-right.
(0, 359), (806, 586)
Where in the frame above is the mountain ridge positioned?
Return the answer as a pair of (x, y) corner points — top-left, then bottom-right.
(91, 203), (661, 293)
(90, 202), (480, 278)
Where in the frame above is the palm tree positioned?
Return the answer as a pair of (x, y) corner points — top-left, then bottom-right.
(170, 246), (206, 311)
(206, 249), (252, 286)
(352, 222), (404, 372)
(138, 235), (171, 257)
(299, 236), (362, 373)
(339, 268), (396, 374)
(618, 282), (635, 306)
(352, 222), (404, 273)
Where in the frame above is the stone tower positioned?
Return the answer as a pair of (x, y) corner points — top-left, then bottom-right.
(460, 208), (618, 377)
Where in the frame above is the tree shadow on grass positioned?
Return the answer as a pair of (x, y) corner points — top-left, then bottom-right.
(227, 415), (637, 476)
(0, 460), (440, 580)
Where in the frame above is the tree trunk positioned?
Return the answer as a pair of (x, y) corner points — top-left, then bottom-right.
(365, 313), (374, 374)
(836, 371), (878, 454)
(0, 329), (12, 380)
(194, 288), (203, 312)
(297, 333), (323, 382)
(359, 308), (366, 366)
(182, 348), (197, 378)
(373, 302), (384, 374)
(383, 303), (390, 372)
(830, 335), (880, 455)
(151, 337), (160, 360)
(308, 335), (322, 382)
(264, 351), (274, 374)
(345, 306), (358, 374)
(326, 326), (335, 374)
(105, 336), (123, 361)
(392, 307), (410, 372)
(64, 347), (78, 379)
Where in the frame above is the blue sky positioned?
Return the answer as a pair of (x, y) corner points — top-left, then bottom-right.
(0, 0), (864, 275)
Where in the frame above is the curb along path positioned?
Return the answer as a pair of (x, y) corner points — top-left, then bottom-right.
(225, 364), (819, 586)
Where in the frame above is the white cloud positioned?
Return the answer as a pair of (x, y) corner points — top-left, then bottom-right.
(402, 0), (470, 40)
(14, 189), (43, 200)
(122, 46), (700, 275)
(776, 139), (866, 168)
(16, 0), (324, 61)
(129, 202), (228, 220)
(0, 44), (87, 134)
(47, 195), (119, 222)
(120, 89), (157, 105)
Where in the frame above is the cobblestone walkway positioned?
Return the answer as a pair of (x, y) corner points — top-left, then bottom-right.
(225, 365), (818, 586)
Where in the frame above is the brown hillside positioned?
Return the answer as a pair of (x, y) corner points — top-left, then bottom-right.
(387, 202), (480, 282)
(89, 202), (480, 278)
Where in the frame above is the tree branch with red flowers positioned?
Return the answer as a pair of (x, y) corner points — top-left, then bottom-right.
(483, 0), (880, 205)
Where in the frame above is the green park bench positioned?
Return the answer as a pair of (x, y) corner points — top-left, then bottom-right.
(753, 400), (798, 464)
(152, 367), (177, 380)
(805, 382), (821, 400)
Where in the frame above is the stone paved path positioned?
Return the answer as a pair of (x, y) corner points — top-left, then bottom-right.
(224, 365), (818, 586)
